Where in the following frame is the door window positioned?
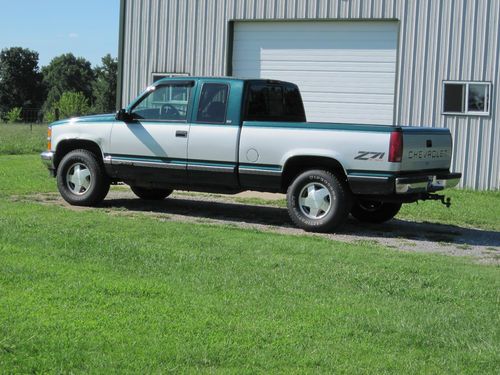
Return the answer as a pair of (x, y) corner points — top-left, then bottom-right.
(131, 83), (191, 121)
(196, 83), (229, 124)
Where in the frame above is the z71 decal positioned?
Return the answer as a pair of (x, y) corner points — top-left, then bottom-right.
(354, 151), (385, 161)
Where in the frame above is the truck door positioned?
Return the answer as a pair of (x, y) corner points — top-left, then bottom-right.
(108, 81), (194, 185)
(187, 81), (241, 189)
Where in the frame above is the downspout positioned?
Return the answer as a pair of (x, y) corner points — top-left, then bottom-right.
(116, 0), (126, 110)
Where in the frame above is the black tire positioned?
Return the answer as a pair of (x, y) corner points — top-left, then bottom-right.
(351, 200), (402, 223)
(56, 149), (110, 206)
(287, 169), (352, 232)
(130, 186), (173, 200)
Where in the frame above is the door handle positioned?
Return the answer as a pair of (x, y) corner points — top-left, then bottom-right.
(176, 130), (188, 138)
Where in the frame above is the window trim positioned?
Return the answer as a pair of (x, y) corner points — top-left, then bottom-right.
(129, 82), (194, 123)
(442, 80), (492, 116)
(194, 82), (231, 125)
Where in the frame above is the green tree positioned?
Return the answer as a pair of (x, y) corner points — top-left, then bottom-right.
(0, 47), (43, 114)
(45, 92), (91, 123)
(41, 53), (95, 112)
(6, 107), (23, 123)
(93, 54), (118, 113)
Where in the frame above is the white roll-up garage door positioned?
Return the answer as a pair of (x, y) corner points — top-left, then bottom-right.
(232, 21), (398, 125)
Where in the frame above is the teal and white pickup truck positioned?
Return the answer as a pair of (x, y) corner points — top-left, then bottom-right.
(41, 77), (461, 232)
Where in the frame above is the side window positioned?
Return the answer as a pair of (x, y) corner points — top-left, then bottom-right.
(131, 83), (191, 121)
(196, 83), (229, 124)
(245, 83), (306, 122)
(443, 81), (491, 115)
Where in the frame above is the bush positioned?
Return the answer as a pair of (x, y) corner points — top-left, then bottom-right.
(6, 107), (22, 123)
(45, 92), (91, 122)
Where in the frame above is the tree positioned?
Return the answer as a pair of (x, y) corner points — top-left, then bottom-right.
(45, 92), (91, 123)
(41, 53), (95, 112)
(0, 47), (43, 114)
(92, 54), (118, 113)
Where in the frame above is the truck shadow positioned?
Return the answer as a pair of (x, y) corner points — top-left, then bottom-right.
(101, 196), (500, 248)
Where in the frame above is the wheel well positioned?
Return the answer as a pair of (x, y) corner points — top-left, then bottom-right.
(54, 140), (103, 171)
(281, 156), (347, 191)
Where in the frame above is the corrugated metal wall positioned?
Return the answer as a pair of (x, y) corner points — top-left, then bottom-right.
(120, 0), (500, 190)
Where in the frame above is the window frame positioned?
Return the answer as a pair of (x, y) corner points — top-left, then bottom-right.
(194, 82), (230, 125)
(129, 81), (194, 123)
(442, 80), (492, 116)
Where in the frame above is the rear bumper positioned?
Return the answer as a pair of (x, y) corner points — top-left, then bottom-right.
(348, 171), (461, 195)
(395, 173), (461, 194)
(40, 151), (56, 176)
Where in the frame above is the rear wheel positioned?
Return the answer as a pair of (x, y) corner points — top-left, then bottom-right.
(57, 149), (110, 206)
(287, 169), (352, 232)
(351, 200), (402, 223)
(131, 186), (173, 200)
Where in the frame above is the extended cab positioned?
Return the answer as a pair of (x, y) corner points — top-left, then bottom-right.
(41, 77), (461, 232)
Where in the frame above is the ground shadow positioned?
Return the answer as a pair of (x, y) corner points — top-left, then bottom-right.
(100, 196), (500, 248)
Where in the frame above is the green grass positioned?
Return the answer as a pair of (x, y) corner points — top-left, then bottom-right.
(399, 189), (500, 231)
(0, 123), (48, 155)
(0, 155), (499, 373)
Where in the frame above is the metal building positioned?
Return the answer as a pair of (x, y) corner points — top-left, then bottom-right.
(117, 0), (500, 190)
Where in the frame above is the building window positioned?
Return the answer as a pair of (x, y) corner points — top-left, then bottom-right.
(443, 81), (491, 115)
(152, 73), (189, 83)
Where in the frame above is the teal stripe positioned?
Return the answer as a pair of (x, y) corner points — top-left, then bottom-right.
(243, 121), (397, 133)
(239, 164), (282, 171)
(108, 153), (282, 171)
(188, 160), (236, 167)
(347, 170), (396, 178)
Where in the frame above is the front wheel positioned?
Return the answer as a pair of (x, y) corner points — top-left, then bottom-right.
(130, 186), (173, 200)
(57, 149), (110, 206)
(287, 169), (352, 232)
(350, 200), (402, 223)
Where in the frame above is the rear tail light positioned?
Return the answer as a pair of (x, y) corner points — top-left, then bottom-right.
(389, 131), (403, 162)
(47, 127), (52, 150)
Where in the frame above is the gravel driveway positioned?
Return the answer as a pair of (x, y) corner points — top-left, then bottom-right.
(23, 189), (500, 264)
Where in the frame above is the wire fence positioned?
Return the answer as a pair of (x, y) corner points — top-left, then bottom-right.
(0, 108), (45, 125)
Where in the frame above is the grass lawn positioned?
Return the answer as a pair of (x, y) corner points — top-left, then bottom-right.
(0, 155), (499, 373)
(0, 123), (48, 155)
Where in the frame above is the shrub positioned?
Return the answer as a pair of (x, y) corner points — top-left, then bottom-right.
(45, 92), (91, 122)
(6, 107), (22, 123)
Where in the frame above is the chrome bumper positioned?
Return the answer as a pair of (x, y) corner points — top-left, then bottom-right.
(40, 151), (55, 175)
(395, 173), (461, 194)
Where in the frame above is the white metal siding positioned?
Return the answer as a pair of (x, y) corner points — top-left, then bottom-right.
(232, 21), (398, 124)
(120, 0), (500, 190)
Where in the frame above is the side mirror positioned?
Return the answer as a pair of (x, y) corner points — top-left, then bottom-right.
(115, 108), (132, 122)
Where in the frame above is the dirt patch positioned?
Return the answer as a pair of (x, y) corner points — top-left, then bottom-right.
(16, 189), (500, 265)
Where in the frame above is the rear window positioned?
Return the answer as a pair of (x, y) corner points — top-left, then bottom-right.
(244, 83), (306, 122)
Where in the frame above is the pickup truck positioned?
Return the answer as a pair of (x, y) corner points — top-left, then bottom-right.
(41, 77), (461, 232)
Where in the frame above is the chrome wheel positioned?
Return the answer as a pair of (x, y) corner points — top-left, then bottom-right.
(298, 182), (332, 220)
(66, 163), (92, 195)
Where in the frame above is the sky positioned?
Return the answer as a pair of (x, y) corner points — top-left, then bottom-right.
(0, 0), (120, 68)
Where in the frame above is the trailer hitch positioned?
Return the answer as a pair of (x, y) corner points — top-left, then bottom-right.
(424, 194), (451, 208)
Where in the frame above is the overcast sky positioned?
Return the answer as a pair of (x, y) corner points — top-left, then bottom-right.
(0, 0), (119, 67)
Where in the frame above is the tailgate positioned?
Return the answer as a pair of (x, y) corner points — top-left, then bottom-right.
(400, 128), (452, 171)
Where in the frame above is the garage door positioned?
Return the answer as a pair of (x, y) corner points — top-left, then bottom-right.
(232, 21), (398, 125)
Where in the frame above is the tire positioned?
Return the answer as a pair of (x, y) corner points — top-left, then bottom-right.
(56, 149), (110, 206)
(130, 186), (172, 200)
(287, 169), (352, 232)
(351, 200), (402, 223)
